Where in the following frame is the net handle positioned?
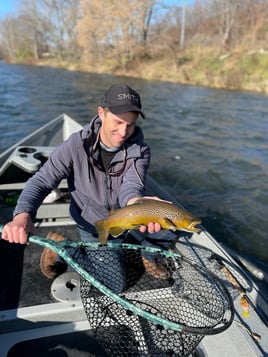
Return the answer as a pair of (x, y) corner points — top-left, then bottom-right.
(0, 225), (234, 334)
(0, 225), (185, 332)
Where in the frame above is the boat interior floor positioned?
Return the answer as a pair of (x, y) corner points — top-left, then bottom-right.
(0, 226), (81, 310)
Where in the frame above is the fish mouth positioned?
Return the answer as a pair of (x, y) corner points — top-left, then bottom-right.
(188, 221), (202, 233)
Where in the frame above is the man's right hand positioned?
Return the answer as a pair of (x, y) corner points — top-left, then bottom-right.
(1, 212), (36, 244)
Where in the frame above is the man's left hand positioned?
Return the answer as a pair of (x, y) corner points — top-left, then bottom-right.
(139, 221), (161, 234)
(127, 196), (172, 234)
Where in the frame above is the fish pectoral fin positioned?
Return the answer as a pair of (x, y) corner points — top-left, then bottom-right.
(110, 224), (142, 236)
(109, 227), (126, 237)
(130, 224), (143, 229)
(163, 218), (177, 230)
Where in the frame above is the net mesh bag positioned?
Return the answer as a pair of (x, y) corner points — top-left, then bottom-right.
(76, 244), (234, 357)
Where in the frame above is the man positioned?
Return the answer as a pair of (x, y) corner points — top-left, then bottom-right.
(2, 84), (169, 284)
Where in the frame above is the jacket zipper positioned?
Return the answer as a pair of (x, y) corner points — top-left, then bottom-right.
(104, 172), (111, 211)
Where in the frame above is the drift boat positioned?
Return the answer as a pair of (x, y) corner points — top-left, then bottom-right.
(0, 114), (267, 356)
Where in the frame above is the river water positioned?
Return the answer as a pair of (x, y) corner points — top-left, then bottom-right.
(0, 61), (267, 271)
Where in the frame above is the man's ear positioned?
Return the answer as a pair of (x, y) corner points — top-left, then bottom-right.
(98, 106), (105, 120)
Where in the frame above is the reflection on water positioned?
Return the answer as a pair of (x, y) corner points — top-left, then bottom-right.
(0, 61), (267, 268)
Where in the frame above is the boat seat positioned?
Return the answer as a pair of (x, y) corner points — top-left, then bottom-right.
(0, 146), (55, 174)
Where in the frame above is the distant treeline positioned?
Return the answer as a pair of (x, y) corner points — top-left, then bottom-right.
(0, 0), (267, 64)
(0, 0), (268, 93)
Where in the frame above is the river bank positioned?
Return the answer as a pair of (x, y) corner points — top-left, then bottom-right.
(27, 47), (268, 96)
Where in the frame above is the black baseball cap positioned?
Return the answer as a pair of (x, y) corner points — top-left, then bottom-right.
(101, 84), (146, 119)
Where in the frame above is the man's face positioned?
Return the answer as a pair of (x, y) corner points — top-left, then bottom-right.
(98, 107), (138, 148)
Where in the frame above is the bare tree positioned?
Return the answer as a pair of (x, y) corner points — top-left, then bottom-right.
(0, 12), (44, 61)
(207, 0), (240, 50)
(19, 0), (80, 60)
(76, 0), (155, 67)
(0, 17), (17, 60)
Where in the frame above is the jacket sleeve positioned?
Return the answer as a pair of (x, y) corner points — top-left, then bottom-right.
(13, 133), (76, 219)
(119, 144), (150, 208)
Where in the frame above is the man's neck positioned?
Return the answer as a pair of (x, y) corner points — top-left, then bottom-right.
(99, 140), (120, 153)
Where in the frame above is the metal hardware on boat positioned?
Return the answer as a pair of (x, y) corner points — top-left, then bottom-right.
(51, 271), (81, 302)
(9, 146), (54, 173)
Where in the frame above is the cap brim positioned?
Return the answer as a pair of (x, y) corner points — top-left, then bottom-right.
(108, 105), (146, 119)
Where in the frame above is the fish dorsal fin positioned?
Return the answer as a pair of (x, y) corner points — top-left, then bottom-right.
(108, 210), (116, 216)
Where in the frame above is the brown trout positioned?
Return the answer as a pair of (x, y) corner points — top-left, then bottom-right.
(94, 199), (201, 244)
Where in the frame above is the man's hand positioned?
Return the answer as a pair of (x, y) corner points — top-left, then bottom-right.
(1, 212), (36, 244)
(139, 221), (161, 234)
(127, 196), (172, 234)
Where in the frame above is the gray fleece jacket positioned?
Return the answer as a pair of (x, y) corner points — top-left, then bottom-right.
(13, 116), (150, 232)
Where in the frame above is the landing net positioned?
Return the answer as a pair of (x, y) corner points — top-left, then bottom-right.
(0, 227), (234, 357)
(77, 243), (234, 356)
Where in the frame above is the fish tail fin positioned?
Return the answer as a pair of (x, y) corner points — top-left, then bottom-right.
(94, 219), (109, 244)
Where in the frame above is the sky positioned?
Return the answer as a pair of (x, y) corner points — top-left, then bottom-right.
(0, 0), (194, 20)
(0, 0), (18, 19)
